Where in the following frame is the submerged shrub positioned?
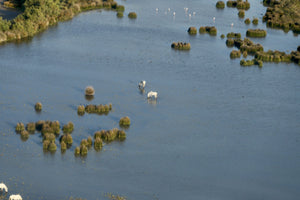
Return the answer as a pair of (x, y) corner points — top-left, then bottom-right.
(128, 12), (137, 19)
(84, 104), (112, 115)
(230, 50), (241, 59)
(117, 12), (123, 18)
(119, 116), (131, 126)
(74, 147), (80, 156)
(171, 42), (191, 50)
(43, 140), (50, 150)
(199, 26), (217, 35)
(226, 39), (235, 47)
(48, 141), (57, 151)
(188, 27), (197, 35)
(43, 133), (56, 142)
(243, 51), (248, 58)
(220, 34), (225, 39)
(26, 122), (36, 132)
(238, 10), (245, 18)
(116, 5), (125, 12)
(16, 122), (25, 133)
(227, 32), (241, 38)
(80, 145), (88, 156)
(85, 86), (95, 96)
(94, 128), (126, 143)
(20, 130), (29, 140)
(36, 120), (45, 131)
(216, 1), (225, 9)
(244, 18), (251, 24)
(252, 18), (259, 25)
(94, 137), (103, 150)
(246, 29), (267, 37)
(35, 102), (42, 111)
(62, 122), (74, 134)
(77, 105), (85, 116)
(61, 141), (67, 151)
(87, 136), (93, 147)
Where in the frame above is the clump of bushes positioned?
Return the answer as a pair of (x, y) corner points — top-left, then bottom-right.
(20, 130), (29, 140)
(116, 5), (125, 12)
(40, 121), (60, 135)
(240, 59), (263, 67)
(62, 122), (74, 134)
(171, 42), (191, 50)
(230, 50), (241, 59)
(254, 50), (299, 65)
(238, 10), (245, 18)
(252, 18), (259, 25)
(84, 103), (112, 115)
(263, 0), (300, 33)
(188, 27), (197, 35)
(26, 122), (36, 132)
(227, 32), (241, 38)
(35, 102), (42, 112)
(243, 51), (248, 58)
(119, 116), (131, 126)
(227, 0), (250, 10)
(216, 1), (225, 9)
(48, 141), (57, 151)
(94, 137), (103, 151)
(199, 26), (217, 35)
(246, 29), (267, 37)
(77, 105), (85, 116)
(128, 12), (137, 19)
(226, 39), (235, 47)
(60, 133), (73, 146)
(220, 34), (225, 39)
(244, 18), (251, 24)
(85, 86), (95, 96)
(15, 122), (25, 133)
(94, 128), (126, 143)
(226, 38), (264, 54)
(117, 12), (123, 18)
(61, 141), (67, 151)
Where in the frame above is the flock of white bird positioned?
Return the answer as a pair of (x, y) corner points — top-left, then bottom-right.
(0, 183), (22, 200)
(138, 80), (158, 100)
(155, 7), (234, 27)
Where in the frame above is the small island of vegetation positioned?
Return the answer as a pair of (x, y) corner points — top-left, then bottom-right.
(171, 42), (191, 50)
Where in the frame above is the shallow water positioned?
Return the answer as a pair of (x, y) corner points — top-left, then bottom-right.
(0, 0), (300, 199)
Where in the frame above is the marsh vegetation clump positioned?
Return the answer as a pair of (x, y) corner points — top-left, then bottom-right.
(238, 10), (245, 18)
(77, 105), (85, 116)
(74, 147), (80, 156)
(43, 133), (56, 142)
(87, 136), (93, 147)
(244, 18), (251, 24)
(48, 141), (57, 152)
(85, 86), (95, 96)
(243, 51), (248, 58)
(94, 128), (127, 143)
(35, 120), (45, 131)
(43, 140), (50, 150)
(216, 1), (225, 9)
(84, 104), (112, 115)
(227, 0), (250, 10)
(119, 116), (131, 127)
(231, 38), (264, 54)
(188, 27), (197, 35)
(128, 12), (137, 19)
(61, 141), (67, 151)
(26, 122), (36, 133)
(117, 12), (123, 18)
(35, 102), (42, 112)
(20, 130), (29, 140)
(240, 59), (263, 67)
(226, 39), (235, 47)
(263, 0), (300, 33)
(41, 121), (60, 135)
(60, 133), (73, 146)
(252, 18), (259, 25)
(246, 29), (267, 37)
(80, 145), (88, 156)
(94, 137), (103, 150)
(62, 122), (74, 134)
(227, 32), (241, 38)
(199, 26), (217, 35)
(171, 42), (191, 50)
(230, 50), (241, 59)
(116, 5), (125, 12)
(15, 122), (25, 133)
(221, 34), (225, 39)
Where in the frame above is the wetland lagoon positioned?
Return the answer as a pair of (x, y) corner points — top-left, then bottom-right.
(0, 0), (300, 199)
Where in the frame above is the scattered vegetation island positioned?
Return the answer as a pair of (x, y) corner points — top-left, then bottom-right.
(252, 18), (259, 25)
(85, 86), (95, 96)
(128, 12), (137, 19)
(35, 102), (42, 112)
(227, 0), (250, 10)
(119, 116), (131, 127)
(171, 42), (191, 50)
(117, 12), (123, 18)
(216, 1), (225, 9)
(238, 10), (245, 18)
(0, 0), (125, 44)
(244, 18), (251, 24)
(187, 27), (197, 35)
(199, 26), (217, 36)
(263, 0), (300, 33)
(230, 50), (241, 59)
(94, 128), (126, 142)
(246, 29), (267, 37)
(84, 103), (112, 115)
(220, 34), (225, 39)
(227, 32), (241, 38)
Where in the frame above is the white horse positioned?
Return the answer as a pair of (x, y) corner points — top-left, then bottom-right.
(0, 183), (8, 193)
(9, 194), (22, 200)
(147, 91), (158, 99)
(138, 80), (146, 89)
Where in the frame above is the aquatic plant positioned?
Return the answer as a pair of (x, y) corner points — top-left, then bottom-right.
(61, 141), (67, 151)
(216, 1), (225, 9)
(80, 139), (88, 147)
(246, 29), (267, 37)
(252, 18), (259, 25)
(116, 5), (125, 12)
(85, 86), (95, 96)
(48, 141), (57, 151)
(43, 133), (56, 142)
(117, 12), (123, 18)
(84, 104), (112, 115)
(226, 39), (235, 47)
(117, 130), (126, 140)
(227, 0), (250, 10)
(36, 120), (45, 131)
(77, 105), (85, 116)
(94, 128), (126, 143)
(26, 122), (36, 132)
(199, 26), (217, 35)
(238, 10), (245, 18)
(43, 140), (50, 150)
(20, 130), (29, 140)
(74, 147), (80, 156)
(230, 50), (241, 59)
(231, 38), (264, 54)
(80, 145), (88, 156)
(15, 122), (25, 133)
(240, 59), (263, 67)
(188, 27), (197, 35)
(220, 34), (225, 39)
(243, 51), (248, 58)
(119, 116), (131, 126)
(35, 102), (42, 112)
(171, 42), (191, 50)
(94, 137), (103, 150)
(87, 136), (93, 147)
(128, 12), (137, 19)
(226, 32), (241, 38)
(62, 122), (74, 134)
(244, 18), (251, 24)
(298, 46), (300, 52)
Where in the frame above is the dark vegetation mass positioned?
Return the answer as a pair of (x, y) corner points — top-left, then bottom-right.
(199, 26), (217, 35)
(171, 42), (191, 50)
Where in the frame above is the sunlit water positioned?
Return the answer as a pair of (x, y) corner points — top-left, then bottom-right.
(0, 0), (299, 199)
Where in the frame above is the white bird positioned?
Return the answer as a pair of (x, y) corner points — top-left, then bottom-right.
(168, 8), (171, 12)
(147, 91), (158, 99)
(0, 183), (8, 193)
(155, 8), (158, 12)
(213, 17), (216, 21)
(9, 194), (22, 200)
(138, 80), (146, 89)
(173, 12), (176, 16)
(189, 14), (192, 18)
(231, 23), (234, 27)
(193, 12), (196, 16)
